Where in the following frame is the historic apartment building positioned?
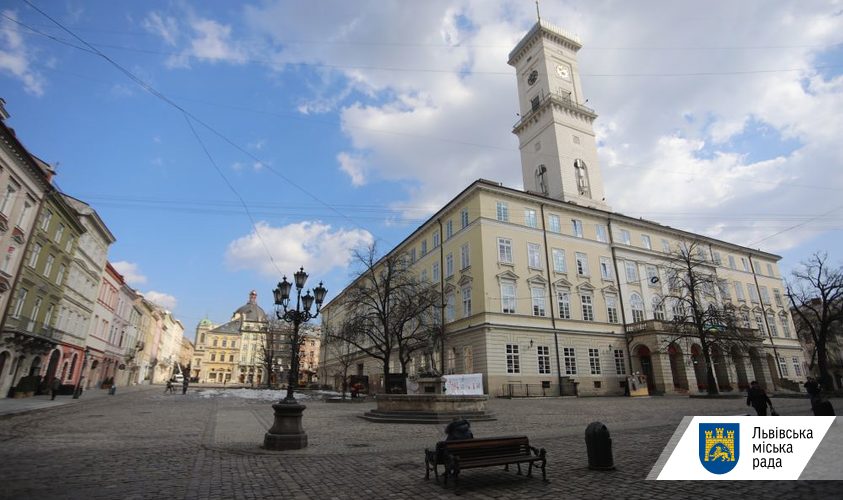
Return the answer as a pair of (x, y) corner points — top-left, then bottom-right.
(320, 18), (805, 397)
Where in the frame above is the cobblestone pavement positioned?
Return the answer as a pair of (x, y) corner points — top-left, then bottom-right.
(0, 389), (838, 499)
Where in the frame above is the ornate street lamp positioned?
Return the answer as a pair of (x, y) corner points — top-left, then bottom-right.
(263, 267), (327, 451)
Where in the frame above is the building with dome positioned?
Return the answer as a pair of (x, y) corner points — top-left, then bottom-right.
(192, 291), (269, 384)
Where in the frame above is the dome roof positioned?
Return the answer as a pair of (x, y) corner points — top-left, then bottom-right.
(198, 318), (213, 328)
(232, 290), (268, 323)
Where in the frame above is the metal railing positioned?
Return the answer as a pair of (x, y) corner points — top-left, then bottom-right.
(499, 382), (559, 398)
(513, 90), (596, 130)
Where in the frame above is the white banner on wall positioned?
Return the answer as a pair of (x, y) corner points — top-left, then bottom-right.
(443, 373), (484, 395)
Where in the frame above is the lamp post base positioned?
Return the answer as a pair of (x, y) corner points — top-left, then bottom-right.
(263, 401), (308, 450)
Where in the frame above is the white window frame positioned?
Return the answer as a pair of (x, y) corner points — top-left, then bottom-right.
(606, 295), (619, 323)
(496, 201), (509, 222)
(575, 252), (589, 276)
(537, 345), (551, 374)
(548, 214), (561, 233)
(525, 209), (537, 228)
(625, 261), (638, 283)
(620, 229), (631, 245)
(599, 257), (613, 280)
(572, 219), (583, 238)
(581, 293), (594, 321)
(557, 288), (571, 319)
(596, 225), (608, 243)
(498, 238), (513, 264)
(461, 286), (472, 317)
(614, 349), (626, 375)
(460, 208), (469, 228)
(501, 281), (516, 314)
(552, 248), (566, 273)
(460, 243), (470, 269)
(531, 285), (546, 317)
(445, 253), (454, 278)
(506, 344), (520, 374)
(589, 348), (601, 375)
(528, 243), (542, 269)
(641, 234), (652, 250)
(563, 347), (577, 375)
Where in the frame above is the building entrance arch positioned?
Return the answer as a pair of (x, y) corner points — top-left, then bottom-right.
(711, 346), (732, 392)
(28, 356), (42, 377)
(690, 344), (707, 391)
(45, 350), (61, 382)
(766, 354), (781, 389)
(635, 345), (655, 394)
(731, 346), (749, 391)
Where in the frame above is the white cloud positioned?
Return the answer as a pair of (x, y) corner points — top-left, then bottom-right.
(0, 10), (46, 95)
(241, 1), (843, 252)
(143, 290), (178, 311)
(111, 261), (148, 285)
(225, 221), (374, 278)
(142, 11), (179, 46)
(337, 152), (367, 186)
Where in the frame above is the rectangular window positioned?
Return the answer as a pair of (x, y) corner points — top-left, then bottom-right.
(766, 263), (775, 277)
(528, 243), (542, 269)
(563, 347), (577, 375)
(222, 340), (227, 347)
(409, 248), (416, 263)
(589, 348), (601, 375)
(792, 357), (802, 377)
(552, 248), (566, 273)
(211, 353), (216, 361)
(557, 289), (571, 319)
(496, 201), (509, 222)
(537, 346), (551, 374)
(531, 286), (546, 317)
(614, 349), (626, 375)
(54, 224), (65, 243)
(713, 251), (722, 265)
(28, 243), (42, 268)
(572, 219), (583, 238)
(498, 238), (513, 263)
(446, 253), (454, 278)
(44, 254), (54, 277)
(432, 262), (440, 283)
(641, 234), (652, 250)
(625, 261), (638, 283)
(460, 208), (469, 228)
(773, 288), (783, 307)
(575, 252), (589, 276)
(506, 344), (520, 374)
(581, 294), (594, 321)
(661, 239), (670, 253)
(12, 288), (27, 318)
(17, 201), (31, 227)
(741, 257), (750, 272)
(462, 286), (472, 317)
(728, 255), (736, 269)
(548, 214), (561, 233)
(646, 265), (659, 286)
(460, 243), (470, 269)
(0, 184), (15, 215)
(525, 209), (537, 228)
(778, 356), (788, 377)
(56, 264), (66, 285)
(596, 225), (608, 243)
(606, 295), (619, 323)
(620, 229), (631, 245)
(501, 282), (516, 314)
(421, 239), (427, 255)
(599, 257), (613, 280)
(41, 210), (52, 231)
(755, 313), (765, 333)
(748, 286), (759, 303)
(445, 293), (455, 322)
(780, 316), (790, 337)
(759, 286), (770, 304)
(420, 269), (428, 282)
(767, 313), (778, 336)
(433, 231), (440, 248)
(734, 282), (745, 301)
(445, 219), (453, 239)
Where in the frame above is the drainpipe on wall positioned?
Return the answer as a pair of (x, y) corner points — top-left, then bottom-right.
(607, 217), (635, 381)
(539, 203), (564, 396)
(749, 255), (783, 384)
(437, 218), (446, 377)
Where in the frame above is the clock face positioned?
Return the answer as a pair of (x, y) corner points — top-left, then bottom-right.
(527, 70), (538, 86)
(556, 64), (570, 80)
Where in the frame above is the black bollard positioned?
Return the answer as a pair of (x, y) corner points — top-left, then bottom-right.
(585, 421), (615, 470)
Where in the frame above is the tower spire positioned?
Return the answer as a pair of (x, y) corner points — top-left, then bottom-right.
(536, 1), (541, 22)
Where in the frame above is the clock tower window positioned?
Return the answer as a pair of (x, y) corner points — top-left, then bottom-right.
(574, 159), (591, 197)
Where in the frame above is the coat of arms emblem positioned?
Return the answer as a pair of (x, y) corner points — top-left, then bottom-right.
(699, 423), (739, 474)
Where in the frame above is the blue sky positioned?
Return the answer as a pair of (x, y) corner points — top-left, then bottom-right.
(2, 1), (842, 340)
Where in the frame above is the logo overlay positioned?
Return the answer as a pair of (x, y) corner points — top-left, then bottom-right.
(649, 416), (837, 480)
(699, 424), (739, 474)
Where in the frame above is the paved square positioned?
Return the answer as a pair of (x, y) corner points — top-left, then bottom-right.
(0, 388), (837, 499)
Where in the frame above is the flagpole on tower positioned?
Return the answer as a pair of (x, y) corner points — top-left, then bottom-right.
(536, 1), (541, 22)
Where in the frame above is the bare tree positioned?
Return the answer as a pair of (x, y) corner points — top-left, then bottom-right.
(258, 320), (291, 388)
(787, 252), (843, 387)
(323, 322), (359, 399)
(659, 240), (764, 395)
(333, 244), (440, 388)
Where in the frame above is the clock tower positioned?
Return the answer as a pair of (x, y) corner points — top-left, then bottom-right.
(508, 19), (610, 211)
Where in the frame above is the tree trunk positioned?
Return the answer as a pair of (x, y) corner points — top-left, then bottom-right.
(816, 341), (831, 387)
(700, 337), (720, 395)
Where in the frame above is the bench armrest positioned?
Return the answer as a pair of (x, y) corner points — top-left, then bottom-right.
(530, 446), (547, 459)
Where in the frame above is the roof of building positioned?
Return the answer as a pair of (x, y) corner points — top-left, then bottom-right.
(232, 290), (268, 323)
(206, 320), (241, 335)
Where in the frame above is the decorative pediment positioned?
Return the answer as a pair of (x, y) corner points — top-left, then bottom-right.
(526, 274), (547, 286)
(457, 274), (473, 287)
(496, 270), (520, 282)
(553, 277), (572, 288)
(443, 283), (457, 294)
(576, 282), (595, 292)
(601, 284), (619, 295)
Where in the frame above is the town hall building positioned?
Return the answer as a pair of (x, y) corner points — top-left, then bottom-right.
(320, 17), (805, 397)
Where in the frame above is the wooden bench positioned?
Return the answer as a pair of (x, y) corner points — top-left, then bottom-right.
(425, 436), (547, 492)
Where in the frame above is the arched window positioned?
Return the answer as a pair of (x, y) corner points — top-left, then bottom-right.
(652, 295), (665, 320)
(574, 159), (591, 197)
(535, 165), (548, 195)
(630, 293), (645, 322)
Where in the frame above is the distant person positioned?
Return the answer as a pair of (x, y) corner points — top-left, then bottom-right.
(182, 377), (189, 395)
(444, 419), (473, 441)
(165, 379), (174, 394)
(805, 377), (835, 416)
(746, 381), (773, 416)
(50, 377), (62, 401)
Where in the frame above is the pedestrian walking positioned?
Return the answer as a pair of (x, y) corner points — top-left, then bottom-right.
(165, 379), (174, 394)
(182, 377), (189, 395)
(50, 377), (62, 401)
(746, 380), (773, 416)
(805, 377), (835, 416)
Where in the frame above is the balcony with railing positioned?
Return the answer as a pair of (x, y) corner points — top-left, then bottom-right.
(513, 90), (597, 131)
